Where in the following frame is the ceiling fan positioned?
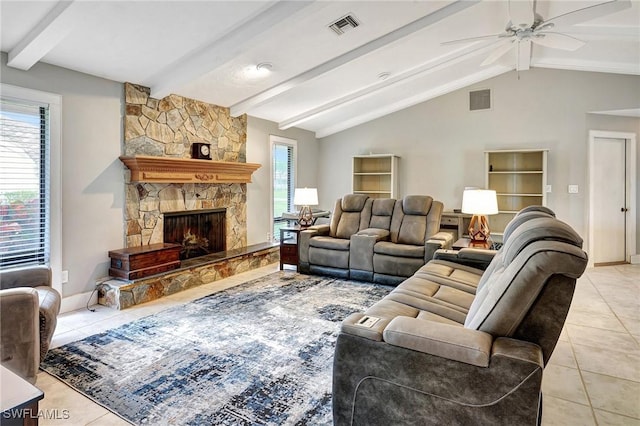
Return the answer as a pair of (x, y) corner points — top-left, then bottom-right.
(442, 0), (632, 71)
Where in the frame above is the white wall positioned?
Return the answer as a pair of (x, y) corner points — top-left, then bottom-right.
(246, 116), (318, 245)
(317, 68), (640, 254)
(1, 53), (124, 301)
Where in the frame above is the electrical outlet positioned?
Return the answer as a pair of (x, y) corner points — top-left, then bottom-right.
(61, 270), (69, 284)
(568, 185), (579, 194)
(545, 185), (552, 193)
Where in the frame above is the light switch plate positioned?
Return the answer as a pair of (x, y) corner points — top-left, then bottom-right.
(61, 270), (69, 283)
(545, 185), (552, 193)
(568, 185), (579, 194)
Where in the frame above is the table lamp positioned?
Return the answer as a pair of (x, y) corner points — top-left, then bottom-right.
(461, 188), (498, 243)
(294, 188), (318, 227)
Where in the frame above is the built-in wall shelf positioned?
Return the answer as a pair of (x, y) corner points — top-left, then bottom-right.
(119, 155), (261, 184)
(352, 154), (399, 199)
(485, 149), (548, 238)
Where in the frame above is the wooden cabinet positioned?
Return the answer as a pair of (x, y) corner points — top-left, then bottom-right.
(352, 154), (399, 199)
(109, 243), (182, 280)
(440, 212), (472, 241)
(279, 226), (302, 270)
(485, 149), (548, 239)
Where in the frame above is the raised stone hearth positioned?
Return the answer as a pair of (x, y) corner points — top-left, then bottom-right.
(98, 243), (279, 310)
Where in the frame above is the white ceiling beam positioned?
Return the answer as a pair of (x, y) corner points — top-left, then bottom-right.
(533, 59), (640, 75)
(148, 1), (315, 100)
(563, 25), (640, 40)
(7, 1), (81, 70)
(314, 65), (512, 138)
(279, 40), (508, 130)
(230, 0), (482, 117)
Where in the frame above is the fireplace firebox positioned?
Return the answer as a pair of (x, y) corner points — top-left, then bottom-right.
(163, 209), (226, 260)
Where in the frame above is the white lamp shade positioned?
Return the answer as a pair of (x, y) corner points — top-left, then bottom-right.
(462, 189), (498, 215)
(294, 188), (318, 206)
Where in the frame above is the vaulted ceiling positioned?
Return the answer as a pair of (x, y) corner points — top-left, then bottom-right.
(1, 0), (638, 137)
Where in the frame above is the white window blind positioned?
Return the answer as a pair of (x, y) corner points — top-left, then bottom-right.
(272, 143), (295, 221)
(0, 99), (49, 269)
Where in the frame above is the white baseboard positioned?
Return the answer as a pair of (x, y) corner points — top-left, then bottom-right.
(60, 290), (98, 314)
(631, 254), (640, 265)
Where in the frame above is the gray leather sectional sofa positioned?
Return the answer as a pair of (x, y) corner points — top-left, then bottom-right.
(332, 207), (588, 425)
(299, 194), (453, 284)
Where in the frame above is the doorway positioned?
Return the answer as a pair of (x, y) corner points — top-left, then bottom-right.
(588, 131), (637, 266)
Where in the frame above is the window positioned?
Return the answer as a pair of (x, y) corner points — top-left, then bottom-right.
(270, 136), (296, 240)
(0, 99), (49, 268)
(0, 85), (60, 282)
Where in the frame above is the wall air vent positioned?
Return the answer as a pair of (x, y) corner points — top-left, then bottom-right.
(328, 14), (360, 35)
(469, 89), (491, 111)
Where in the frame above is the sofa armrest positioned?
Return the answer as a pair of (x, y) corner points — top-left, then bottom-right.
(382, 316), (493, 367)
(298, 225), (330, 265)
(341, 312), (391, 342)
(433, 247), (497, 270)
(491, 337), (544, 367)
(424, 231), (454, 261)
(0, 288), (40, 383)
(35, 286), (61, 361)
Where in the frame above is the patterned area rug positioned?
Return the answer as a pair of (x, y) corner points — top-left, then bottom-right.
(41, 272), (391, 425)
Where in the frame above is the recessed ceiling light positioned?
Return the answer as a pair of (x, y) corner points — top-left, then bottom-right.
(256, 62), (273, 72)
(242, 62), (273, 80)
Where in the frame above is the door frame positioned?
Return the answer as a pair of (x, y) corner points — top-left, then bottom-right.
(588, 130), (637, 266)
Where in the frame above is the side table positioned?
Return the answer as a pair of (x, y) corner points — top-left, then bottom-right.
(440, 211), (472, 241)
(280, 226), (303, 270)
(452, 238), (491, 250)
(1, 365), (44, 426)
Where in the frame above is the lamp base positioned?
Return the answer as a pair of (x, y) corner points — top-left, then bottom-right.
(468, 214), (491, 242)
(297, 205), (314, 227)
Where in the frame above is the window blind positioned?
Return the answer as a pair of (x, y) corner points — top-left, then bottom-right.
(0, 99), (49, 269)
(272, 143), (294, 220)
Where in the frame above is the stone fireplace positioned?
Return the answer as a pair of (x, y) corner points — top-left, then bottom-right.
(164, 208), (226, 260)
(123, 83), (247, 251)
(98, 83), (279, 310)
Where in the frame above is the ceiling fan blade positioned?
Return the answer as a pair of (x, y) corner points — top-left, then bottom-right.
(532, 32), (586, 51)
(543, 0), (631, 28)
(481, 39), (515, 66)
(516, 40), (532, 71)
(441, 33), (504, 46)
(509, 0), (535, 28)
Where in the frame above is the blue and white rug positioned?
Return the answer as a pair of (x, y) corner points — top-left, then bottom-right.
(41, 272), (391, 425)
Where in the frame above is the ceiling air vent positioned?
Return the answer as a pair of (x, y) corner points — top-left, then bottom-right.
(328, 14), (360, 35)
(469, 89), (491, 111)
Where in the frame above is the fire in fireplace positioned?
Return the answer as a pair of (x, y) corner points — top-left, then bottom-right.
(163, 209), (226, 260)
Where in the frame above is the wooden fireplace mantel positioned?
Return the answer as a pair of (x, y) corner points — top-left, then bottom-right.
(119, 155), (261, 184)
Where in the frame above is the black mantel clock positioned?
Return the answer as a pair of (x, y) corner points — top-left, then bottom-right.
(191, 143), (211, 160)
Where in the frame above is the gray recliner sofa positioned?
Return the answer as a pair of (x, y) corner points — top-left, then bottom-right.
(332, 210), (588, 425)
(302, 194), (372, 278)
(299, 194), (452, 282)
(0, 265), (61, 383)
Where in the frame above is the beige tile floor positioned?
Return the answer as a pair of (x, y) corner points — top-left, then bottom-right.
(33, 263), (639, 425)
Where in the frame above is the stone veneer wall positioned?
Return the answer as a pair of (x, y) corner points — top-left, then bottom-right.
(123, 83), (248, 250)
